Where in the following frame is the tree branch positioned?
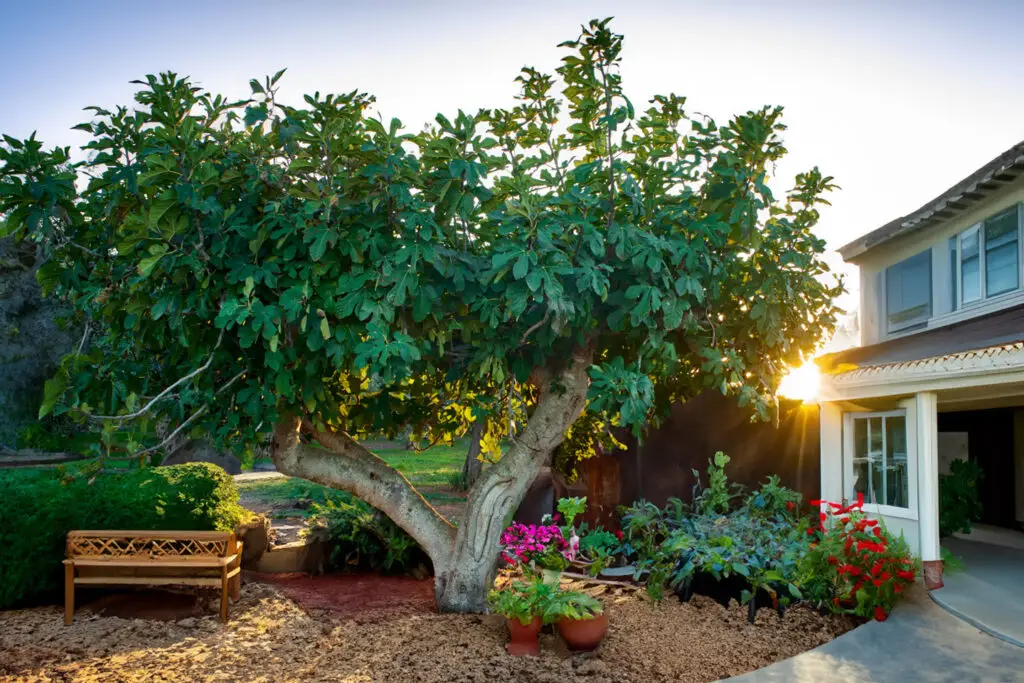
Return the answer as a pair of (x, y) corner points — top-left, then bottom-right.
(91, 330), (225, 421)
(271, 418), (456, 561)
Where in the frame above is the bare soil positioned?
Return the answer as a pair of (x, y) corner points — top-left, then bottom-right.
(0, 579), (856, 683)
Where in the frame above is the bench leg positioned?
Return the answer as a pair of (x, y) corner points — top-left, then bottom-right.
(230, 569), (241, 602)
(64, 564), (74, 625)
(220, 567), (229, 623)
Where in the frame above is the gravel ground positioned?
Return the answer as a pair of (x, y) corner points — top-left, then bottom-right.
(0, 582), (856, 682)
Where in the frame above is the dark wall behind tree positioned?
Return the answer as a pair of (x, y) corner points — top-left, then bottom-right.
(567, 393), (820, 527)
(0, 238), (75, 446)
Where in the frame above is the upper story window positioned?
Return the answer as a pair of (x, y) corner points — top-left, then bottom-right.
(885, 250), (931, 333)
(954, 205), (1020, 307)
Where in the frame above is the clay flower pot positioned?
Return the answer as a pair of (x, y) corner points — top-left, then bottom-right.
(556, 613), (608, 651)
(505, 616), (543, 656)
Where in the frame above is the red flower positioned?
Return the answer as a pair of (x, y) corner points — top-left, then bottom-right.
(827, 555), (839, 565)
(614, 529), (624, 541)
(874, 606), (887, 622)
(856, 492), (865, 508)
(786, 501), (795, 511)
(897, 570), (915, 581)
(894, 584), (904, 593)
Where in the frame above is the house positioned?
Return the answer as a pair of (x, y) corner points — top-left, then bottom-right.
(817, 141), (1024, 583)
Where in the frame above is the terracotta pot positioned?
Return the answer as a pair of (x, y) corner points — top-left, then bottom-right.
(505, 616), (542, 656)
(556, 613), (608, 651)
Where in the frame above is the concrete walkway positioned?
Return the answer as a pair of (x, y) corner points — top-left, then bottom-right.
(933, 537), (1024, 648)
(730, 584), (1024, 682)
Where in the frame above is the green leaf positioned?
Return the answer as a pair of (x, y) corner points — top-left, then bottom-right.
(320, 317), (331, 340)
(39, 374), (67, 419)
(513, 253), (529, 280)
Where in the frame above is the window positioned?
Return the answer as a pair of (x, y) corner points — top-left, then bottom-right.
(885, 250), (931, 333)
(955, 205), (1020, 306)
(851, 413), (909, 508)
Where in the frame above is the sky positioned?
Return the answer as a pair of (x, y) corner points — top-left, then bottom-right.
(3, 0), (1024, 326)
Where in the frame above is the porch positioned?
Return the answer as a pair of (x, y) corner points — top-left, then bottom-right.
(933, 532), (1024, 648)
(817, 329), (1024, 644)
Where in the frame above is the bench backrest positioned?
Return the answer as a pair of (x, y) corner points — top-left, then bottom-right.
(67, 530), (236, 560)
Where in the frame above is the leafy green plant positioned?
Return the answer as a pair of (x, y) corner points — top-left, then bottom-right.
(693, 452), (744, 516)
(939, 459), (982, 537)
(557, 497), (587, 528)
(0, 463), (247, 609)
(540, 589), (604, 622)
(746, 475), (802, 519)
(619, 459), (811, 613)
(487, 578), (557, 625)
(307, 497), (426, 574)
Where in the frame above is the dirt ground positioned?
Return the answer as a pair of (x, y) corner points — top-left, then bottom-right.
(0, 579), (856, 683)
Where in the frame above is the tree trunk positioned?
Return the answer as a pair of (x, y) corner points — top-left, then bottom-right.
(460, 421), (484, 489)
(270, 345), (592, 613)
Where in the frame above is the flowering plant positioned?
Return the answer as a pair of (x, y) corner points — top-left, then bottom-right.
(804, 494), (917, 621)
(500, 522), (573, 572)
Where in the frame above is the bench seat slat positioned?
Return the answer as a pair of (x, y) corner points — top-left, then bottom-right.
(65, 554), (240, 568)
(74, 577), (222, 587)
(73, 568), (240, 587)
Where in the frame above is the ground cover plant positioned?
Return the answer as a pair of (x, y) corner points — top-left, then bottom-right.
(0, 17), (841, 611)
(615, 455), (915, 622)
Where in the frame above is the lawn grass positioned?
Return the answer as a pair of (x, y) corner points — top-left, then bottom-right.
(237, 439), (472, 518)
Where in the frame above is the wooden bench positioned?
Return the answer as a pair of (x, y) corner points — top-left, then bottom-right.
(64, 530), (244, 624)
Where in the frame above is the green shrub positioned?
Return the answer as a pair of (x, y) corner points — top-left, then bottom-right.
(0, 463), (248, 609)
(307, 497), (426, 574)
(939, 459), (983, 537)
(619, 457), (809, 609)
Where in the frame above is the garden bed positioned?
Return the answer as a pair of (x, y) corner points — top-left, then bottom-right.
(0, 579), (855, 682)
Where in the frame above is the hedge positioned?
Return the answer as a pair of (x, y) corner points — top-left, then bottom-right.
(0, 462), (248, 609)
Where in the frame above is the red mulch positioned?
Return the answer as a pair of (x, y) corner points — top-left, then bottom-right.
(246, 571), (437, 619)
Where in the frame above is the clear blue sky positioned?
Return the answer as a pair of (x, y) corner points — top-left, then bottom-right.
(4, 0), (1024, 309)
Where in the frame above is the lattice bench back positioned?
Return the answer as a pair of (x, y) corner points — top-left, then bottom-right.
(67, 530), (234, 560)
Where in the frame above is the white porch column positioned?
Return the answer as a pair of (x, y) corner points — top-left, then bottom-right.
(819, 402), (844, 502)
(916, 391), (941, 562)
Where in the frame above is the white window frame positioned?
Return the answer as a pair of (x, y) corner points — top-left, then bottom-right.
(954, 203), (1023, 308)
(842, 405), (918, 520)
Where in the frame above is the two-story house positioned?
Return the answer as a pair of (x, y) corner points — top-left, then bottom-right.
(816, 141), (1024, 585)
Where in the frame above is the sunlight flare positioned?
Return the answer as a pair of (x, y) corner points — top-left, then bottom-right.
(778, 362), (820, 403)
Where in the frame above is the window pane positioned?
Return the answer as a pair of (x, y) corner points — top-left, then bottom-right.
(869, 417), (883, 505)
(886, 250), (931, 332)
(853, 418), (869, 501)
(985, 207), (1019, 297)
(961, 228), (981, 303)
(962, 254), (981, 303)
(986, 243), (1018, 296)
(884, 415), (908, 508)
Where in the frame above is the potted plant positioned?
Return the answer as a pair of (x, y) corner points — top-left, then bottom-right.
(487, 579), (554, 656)
(543, 589), (607, 651)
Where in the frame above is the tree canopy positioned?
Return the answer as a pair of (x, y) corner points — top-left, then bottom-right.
(0, 19), (840, 461)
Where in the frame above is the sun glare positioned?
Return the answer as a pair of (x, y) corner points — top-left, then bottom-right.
(778, 362), (820, 403)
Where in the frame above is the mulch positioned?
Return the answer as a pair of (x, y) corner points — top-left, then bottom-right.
(0, 575), (857, 683)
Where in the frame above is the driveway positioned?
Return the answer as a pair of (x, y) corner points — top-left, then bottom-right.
(729, 583), (1024, 683)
